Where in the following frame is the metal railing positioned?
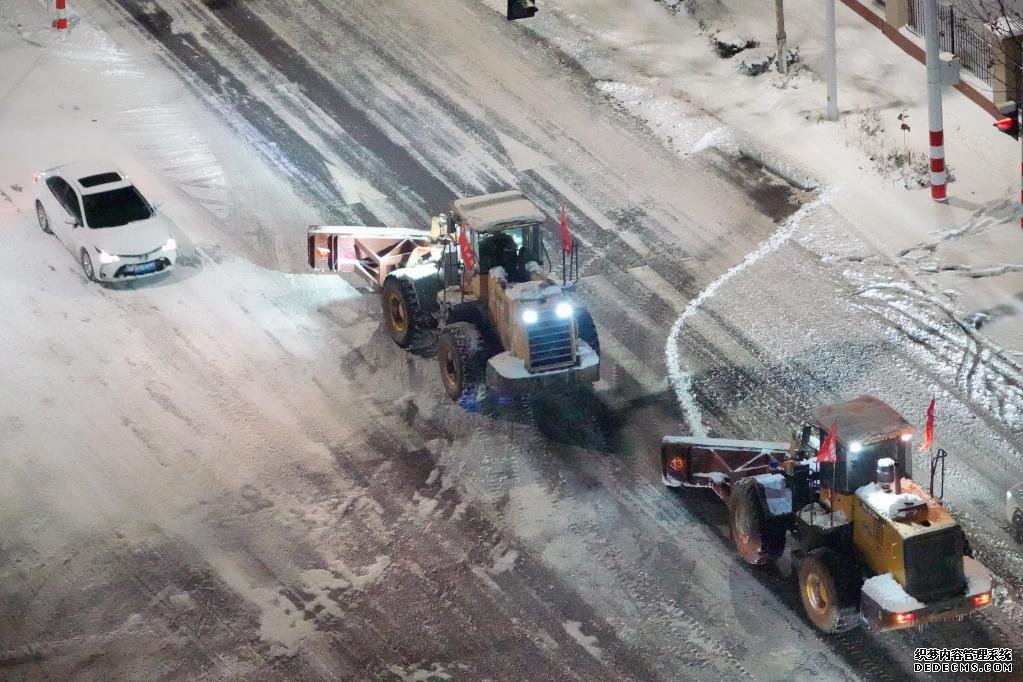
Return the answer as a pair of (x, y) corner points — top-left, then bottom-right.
(907, 0), (994, 86)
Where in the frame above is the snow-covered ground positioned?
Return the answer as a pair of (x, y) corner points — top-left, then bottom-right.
(2, 0), (1022, 678)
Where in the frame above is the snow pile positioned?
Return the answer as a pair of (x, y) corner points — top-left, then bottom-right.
(862, 573), (925, 613)
(710, 29), (758, 58)
(856, 482), (925, 519)
(736, 50), (774, 77)
(753, 473), (792, 515)
(964, 556), (993, 597)
(504, 280), (562, 301)
(797, 503), (849, 528)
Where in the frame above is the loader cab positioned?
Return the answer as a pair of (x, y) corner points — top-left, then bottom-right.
(808, 395), (916, 495)
(451, 190), (547, 287)
(475, 222), (542, 283)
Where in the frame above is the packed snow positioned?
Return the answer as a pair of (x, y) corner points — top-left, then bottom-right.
(753, 473), (793, 515)
(862, 573), (926, 613)
(965, 555), (994, 597)
(857, 482), (926, 519)
(797, 503), (850, 528)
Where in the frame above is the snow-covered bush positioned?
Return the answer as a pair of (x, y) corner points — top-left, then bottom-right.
(857, 109), (884, 137)
(657, 0), (724, 18)
(737, 50), (774, 76)
(710, 29), (758, 58)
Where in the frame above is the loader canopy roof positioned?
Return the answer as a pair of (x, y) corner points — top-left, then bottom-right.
(452, 190), (545, 233)
(811, 395), (916, 445)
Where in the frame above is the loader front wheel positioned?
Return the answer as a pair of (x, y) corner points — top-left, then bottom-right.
(576, 309), (600, 354)
(438, 322), (485, 402)
(728, 477), (785, 565)
(798, 548), (861, 633)
(382, 277), (418, 347)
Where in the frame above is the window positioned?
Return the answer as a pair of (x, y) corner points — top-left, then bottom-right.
(475, 225), (540, 281)
(78, 172), (122, 188)
(46, 177), (82, 223)
(82, 186), (153, 228)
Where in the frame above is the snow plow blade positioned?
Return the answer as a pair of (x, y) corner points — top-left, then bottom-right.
(308, 225), (434, 291)
(660, 436), (789, 497)
(485, 341), (599, 396)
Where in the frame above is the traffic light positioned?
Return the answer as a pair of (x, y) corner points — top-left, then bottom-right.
(995, 100), (1019, 140)
(507, 0), (537, 20)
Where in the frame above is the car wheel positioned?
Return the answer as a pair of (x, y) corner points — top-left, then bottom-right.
(36, 201), (52, 234)
(80, 249), (97, 282)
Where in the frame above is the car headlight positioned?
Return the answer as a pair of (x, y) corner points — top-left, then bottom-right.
(162, 237), (177, 251)
(555, 302), (573, 319)
(522, 309), (538, 324)
(95, 247), (119, 264)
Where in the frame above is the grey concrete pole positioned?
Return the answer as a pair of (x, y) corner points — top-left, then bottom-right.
(924, 0), (947, 200)
(825, 0), (838, 120)
(776, 0), (787, 75)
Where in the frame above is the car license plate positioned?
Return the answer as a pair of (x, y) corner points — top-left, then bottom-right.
(135, 261), (157, 275)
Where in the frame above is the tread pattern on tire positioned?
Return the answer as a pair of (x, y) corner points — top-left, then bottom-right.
(729, 477), (785, 565)
(798, 547), (861, 633)
(440, 321), (485, 401)
(382, 276), (432, 346)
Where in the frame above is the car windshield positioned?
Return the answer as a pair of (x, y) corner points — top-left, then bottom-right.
(82, 186), (152, 228)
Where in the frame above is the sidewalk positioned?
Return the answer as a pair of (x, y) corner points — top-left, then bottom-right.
(542, 0), (1023, 356)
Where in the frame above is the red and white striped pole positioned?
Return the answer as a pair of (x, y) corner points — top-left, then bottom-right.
(53, 0), (68, 30)
(924, 0), (947, 201)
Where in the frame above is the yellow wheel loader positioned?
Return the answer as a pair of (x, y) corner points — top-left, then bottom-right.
(309, 190), (599, 402)
(661, 395), (993, 633)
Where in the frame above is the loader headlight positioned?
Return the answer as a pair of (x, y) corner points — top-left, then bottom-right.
(95, 247), (119, 264)
(555, 302), (573, 319)
(849, 441), (862, 453)
(522, 309), (538, 324)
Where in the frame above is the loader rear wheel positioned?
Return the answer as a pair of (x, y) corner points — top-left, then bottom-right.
(382, 277), (418, 347)
(438, 322), (485, 402)
(798, 548), (861, 633)
(728, 477), (785, 565)
(1013, 510), (1023, 544)
(576, 309), (599, 354)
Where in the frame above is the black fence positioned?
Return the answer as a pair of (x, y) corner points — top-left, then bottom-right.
(907, 0), (994, 86)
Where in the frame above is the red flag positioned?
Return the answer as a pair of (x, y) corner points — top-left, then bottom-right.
(559, 204), (572, 254)
(458, 224), (477, 272)
(817, 424), (838, 464)
(918, 398), (935, 452)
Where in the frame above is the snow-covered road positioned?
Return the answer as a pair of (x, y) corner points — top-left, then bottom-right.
(0, 0), (1020, 679)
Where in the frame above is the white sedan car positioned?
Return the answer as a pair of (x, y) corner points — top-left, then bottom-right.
(34, 161), (177, 282)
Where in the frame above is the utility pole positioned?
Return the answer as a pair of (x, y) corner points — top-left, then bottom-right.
(825, 0), (838, 120)
(776, 0), (787, 75)
(924, 0), (947, 201)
